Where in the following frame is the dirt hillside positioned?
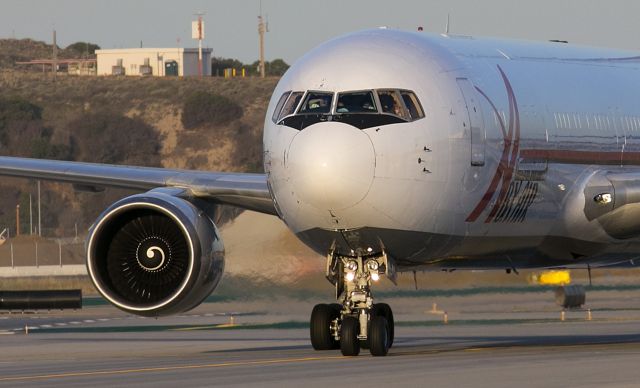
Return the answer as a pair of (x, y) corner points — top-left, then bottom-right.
(0, 70), (279, 236)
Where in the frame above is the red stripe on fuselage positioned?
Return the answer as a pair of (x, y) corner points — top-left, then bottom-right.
(486, 66), (520, 223)
(465, 86), (510, 222)
(519, 149), (629, 164)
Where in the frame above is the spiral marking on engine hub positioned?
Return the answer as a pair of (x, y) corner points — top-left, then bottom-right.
(145, 247), (166, 270)
(136, 236), (171, 272)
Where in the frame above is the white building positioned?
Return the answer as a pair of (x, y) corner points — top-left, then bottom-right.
(95, 48), (212, 77)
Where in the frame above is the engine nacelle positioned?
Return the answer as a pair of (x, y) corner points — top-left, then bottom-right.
(86, 191), (224, 317)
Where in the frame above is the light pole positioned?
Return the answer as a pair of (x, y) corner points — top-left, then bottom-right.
(16, 204), (20, 237)
(38, 180), (41, 236)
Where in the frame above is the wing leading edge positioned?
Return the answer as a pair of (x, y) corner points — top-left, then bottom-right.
(0, 156), (277, 215)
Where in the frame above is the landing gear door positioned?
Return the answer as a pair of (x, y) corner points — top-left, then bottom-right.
(456, 78), (485, 166)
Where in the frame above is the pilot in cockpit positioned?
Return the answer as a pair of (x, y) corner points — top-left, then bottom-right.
(379, 93), (403, 117)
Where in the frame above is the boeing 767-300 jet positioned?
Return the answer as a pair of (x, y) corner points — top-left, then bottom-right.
(1, 28), (640, 356)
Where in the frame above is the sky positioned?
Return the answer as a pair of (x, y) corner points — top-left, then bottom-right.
(1, 0), (640, 65)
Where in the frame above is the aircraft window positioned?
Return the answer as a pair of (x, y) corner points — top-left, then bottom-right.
(278, 91), (304, 122)
(336, 91), (377, 113)
(377, 90), (410, 121)
(271, 91), (291, 123)
(400, 90), (425, 120)
(298, 91), (333, 114)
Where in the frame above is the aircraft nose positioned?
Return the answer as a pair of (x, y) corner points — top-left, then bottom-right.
(287, 122), (375, 211)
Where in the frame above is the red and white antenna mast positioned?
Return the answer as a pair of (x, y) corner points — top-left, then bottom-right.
(192, 12), (205, 77)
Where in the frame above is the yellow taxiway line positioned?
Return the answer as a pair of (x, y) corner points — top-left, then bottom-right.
(0, 355), (354, 382)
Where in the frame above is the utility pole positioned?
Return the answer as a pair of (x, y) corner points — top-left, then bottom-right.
(258, 15), (267, 78)
(52, 30), (58, 81)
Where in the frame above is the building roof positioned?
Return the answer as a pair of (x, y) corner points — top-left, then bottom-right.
(95, 48), (212, 54)
(16, 59), (96, 65)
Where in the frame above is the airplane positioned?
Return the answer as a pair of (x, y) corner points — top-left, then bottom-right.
(1, 27), (640, 357)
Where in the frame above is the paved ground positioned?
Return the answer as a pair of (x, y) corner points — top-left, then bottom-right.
(2, 288), (640, 387)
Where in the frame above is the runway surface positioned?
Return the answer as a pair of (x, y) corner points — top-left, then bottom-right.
(1, 291), (640, 387)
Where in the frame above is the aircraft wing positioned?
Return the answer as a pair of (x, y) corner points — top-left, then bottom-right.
(0, 156), (277, 215)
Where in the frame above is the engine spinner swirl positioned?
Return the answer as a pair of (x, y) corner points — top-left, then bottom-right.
(136, 236), (172, 272)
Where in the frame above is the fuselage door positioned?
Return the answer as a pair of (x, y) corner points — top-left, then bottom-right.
(456, 78), (486, 166)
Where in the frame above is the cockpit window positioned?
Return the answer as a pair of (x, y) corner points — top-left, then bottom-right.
(277, 91), (304, 122)
(298, 91), (333, 114)
(336, 91), (377, 113)
(278, 88), (424, 130)
(400, 90), (425, 120)
(271, 91), (291, 123)
(377, 90), (410, 121)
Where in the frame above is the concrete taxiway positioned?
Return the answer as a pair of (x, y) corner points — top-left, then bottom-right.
(1, 290), (640, 387)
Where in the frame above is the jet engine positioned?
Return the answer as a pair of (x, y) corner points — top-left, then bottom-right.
(86, 191), (224, 317)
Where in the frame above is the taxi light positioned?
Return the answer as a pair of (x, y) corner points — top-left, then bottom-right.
(371, 272), (380, 281)
(346, 272), (355, 282)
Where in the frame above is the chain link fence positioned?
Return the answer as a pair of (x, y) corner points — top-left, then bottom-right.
(0, 237), (84, 268)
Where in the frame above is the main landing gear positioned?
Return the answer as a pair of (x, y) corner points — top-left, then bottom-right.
(310, 251), (396, 356)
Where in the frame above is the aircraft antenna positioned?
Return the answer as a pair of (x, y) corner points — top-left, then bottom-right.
(445, 13), (450, 34)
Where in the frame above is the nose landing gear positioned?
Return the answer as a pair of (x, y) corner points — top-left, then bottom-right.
(309, 252), (396, 356)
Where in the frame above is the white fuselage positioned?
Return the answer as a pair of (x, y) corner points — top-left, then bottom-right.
(263, 29), (640, 270)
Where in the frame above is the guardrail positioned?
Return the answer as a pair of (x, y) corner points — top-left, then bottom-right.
(0, 289), (82, 310)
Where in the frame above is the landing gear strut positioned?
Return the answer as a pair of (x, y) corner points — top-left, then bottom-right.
(309, 251), (396, 356)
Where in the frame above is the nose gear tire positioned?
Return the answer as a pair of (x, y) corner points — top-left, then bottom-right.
(371, 303), (394, 348)
(340, 316), (360, 356)
(368, 316), (390, 356)
(310, 304), (340, 350)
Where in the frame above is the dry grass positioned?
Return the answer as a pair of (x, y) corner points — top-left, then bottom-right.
(0, 276), (97, 295)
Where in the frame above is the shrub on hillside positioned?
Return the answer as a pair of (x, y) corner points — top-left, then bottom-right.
(0, 97), (41, 147)
(246, 59), (290, 76)
(230, 121), (263, 172)
(68, 111), (162, 166)
(181, 91), (243, 129)
(211, 57), (289, 77)
(0, 97), (71, 159)
(66, 42), (100, 56)
(0, 97), (42, 124)
(211, 57), (244, 77)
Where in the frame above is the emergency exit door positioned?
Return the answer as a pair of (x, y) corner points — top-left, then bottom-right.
(456, 78), (485, 166)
